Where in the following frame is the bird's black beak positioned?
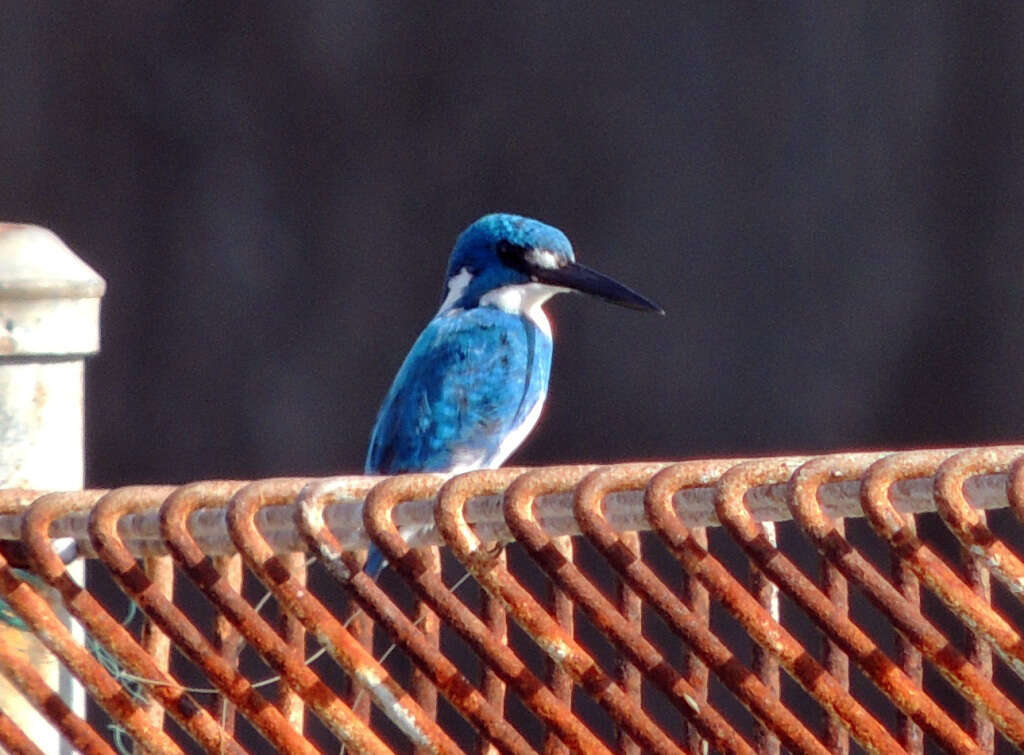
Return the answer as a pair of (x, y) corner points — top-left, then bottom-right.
(533, 261), (664, 313)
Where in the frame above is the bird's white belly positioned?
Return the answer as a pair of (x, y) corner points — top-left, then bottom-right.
(488, 394), (545, 469)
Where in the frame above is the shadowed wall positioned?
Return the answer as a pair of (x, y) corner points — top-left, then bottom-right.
(1, 4), (1022, 486)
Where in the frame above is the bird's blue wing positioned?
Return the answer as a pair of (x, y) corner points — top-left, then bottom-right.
(366, 308), (552, 475)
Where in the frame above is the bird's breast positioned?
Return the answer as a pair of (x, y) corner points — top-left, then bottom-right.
(365, 306), (553, 475)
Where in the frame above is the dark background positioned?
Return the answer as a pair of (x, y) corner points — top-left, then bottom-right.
(4, 5), (1024, 485)
(4, 4), (1024, 751)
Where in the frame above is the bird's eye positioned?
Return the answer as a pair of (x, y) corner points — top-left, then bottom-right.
(496, 240), (528, 267)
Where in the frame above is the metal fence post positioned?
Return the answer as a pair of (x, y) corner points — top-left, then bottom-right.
(0, 223), (104, 754)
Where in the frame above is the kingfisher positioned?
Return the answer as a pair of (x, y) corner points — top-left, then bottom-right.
(363, 213), (661, 574)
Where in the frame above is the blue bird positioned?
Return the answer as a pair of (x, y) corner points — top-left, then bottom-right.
(363, 213), (661, 575)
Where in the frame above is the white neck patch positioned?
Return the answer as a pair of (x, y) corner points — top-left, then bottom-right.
(438, 266), (473, 313)
(479, 282), (565, 337)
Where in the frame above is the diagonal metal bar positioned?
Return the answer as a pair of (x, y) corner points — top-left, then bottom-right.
(785, 454), (980, 751)
(8, 491), (187, 755)
(224, 477), (463, 755)
(934, 446), (1024, 605)
(0, 593), (112, 755)
(158, 479), (393, 755)
(504, 464), (757, 755)
(646, 459), (907, 754)
(435, 466), (686, 755)
(87, 485), (318, 755)
(20, 488), (246, 755)
(787, 453), (1024, 745)
(714, 457), (938, 753)
(574, 463), (832, 754)
(426, 468), (617, 754)
(860, 451), (1024, 682)
(361, 471), (613, 754)
(297, 474), (536, 755)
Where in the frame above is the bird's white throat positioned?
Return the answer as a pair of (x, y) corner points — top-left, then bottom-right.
(480, 282), (562, 337)
(439, 266), (562, 337)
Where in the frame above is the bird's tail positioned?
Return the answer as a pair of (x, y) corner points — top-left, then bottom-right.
(364, 522), (434, 579)
(363, 545), (388, 580)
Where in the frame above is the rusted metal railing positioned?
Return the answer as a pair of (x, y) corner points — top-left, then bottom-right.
(0, 448), (1023, 752)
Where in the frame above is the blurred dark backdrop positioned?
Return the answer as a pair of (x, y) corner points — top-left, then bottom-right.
(2, 4), (1023, 487)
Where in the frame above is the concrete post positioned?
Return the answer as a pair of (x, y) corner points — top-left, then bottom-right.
(0, 223), (104, 753)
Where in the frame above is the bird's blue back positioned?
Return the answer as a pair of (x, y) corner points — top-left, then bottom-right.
(365, 306), (551, 475)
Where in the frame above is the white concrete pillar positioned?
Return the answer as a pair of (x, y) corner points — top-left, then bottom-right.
(0, 223), (104, 753)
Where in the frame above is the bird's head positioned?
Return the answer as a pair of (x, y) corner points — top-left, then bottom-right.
(439, 213), (663, 315)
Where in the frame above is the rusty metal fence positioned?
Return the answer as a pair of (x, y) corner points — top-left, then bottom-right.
(0, 447), (1023, 752)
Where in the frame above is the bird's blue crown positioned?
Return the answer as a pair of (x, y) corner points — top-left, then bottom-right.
(440, 213), (574, 310)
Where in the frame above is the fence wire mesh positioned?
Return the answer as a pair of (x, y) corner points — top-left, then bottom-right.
(1, 446), (1024, 753)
